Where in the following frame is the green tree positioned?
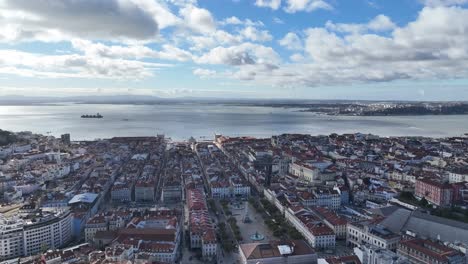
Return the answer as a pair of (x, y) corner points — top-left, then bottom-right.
(419, 197), (429, 207)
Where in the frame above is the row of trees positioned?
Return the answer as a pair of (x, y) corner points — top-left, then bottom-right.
(220, 199), (232, 215)
(398, 191), (468, 223)
(217, 222), (236, 252)
(432, 206), (468, 223)
(228, 216), (243, 241)
(249, 197), (303, 240)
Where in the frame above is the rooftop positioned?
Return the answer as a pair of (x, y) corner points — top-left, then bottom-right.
(68, 192), (98, 204)
(239, 240), (315, 260)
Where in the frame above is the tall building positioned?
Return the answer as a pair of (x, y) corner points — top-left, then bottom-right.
(0, 209), (72, 260)
(247, 146), (273, 186)
(60, 133), (71, 145)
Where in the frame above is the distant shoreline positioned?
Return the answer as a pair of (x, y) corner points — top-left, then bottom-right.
(2, 100), (468, 117)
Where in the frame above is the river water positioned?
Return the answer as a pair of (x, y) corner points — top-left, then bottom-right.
(0, 103), (467, 140)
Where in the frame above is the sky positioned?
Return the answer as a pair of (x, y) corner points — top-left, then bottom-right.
(1, 0), (468, 100)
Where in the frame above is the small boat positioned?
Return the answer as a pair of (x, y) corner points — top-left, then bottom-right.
(81, 113), (103, 118)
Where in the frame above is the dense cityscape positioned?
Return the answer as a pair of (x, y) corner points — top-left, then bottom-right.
(0, 130), (467, 264)
(2, 0), (468, 264)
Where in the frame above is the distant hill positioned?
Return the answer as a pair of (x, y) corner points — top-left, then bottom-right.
(0, 95), (466, 105)
(0, 129), (16, 146)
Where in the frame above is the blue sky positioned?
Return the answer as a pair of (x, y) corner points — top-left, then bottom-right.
(0, 0), (468, 100)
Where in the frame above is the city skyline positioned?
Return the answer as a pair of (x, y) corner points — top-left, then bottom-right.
(1, 0), (468, 100)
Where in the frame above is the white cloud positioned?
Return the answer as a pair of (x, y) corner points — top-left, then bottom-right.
(290, 53), (305, 62)
(421, 0), (468, 6)
(229, 63), (280, 81)
(157, 45), (194, 61)
(193, 68), (216, 78)
(220, 16), (264, 27)
(239, 26), (273, 42)
(222, 16), (243, 25)
(326, 14), (396, 34)
(255, 0), (282, 10)
(179, 5), (216, 34)
(0, 49), (170, 79)
(197, 47), (256, 66)
(188, 30), (242, 51)
(224, 6), (468, 87)
(196, 43), (280, 66)
(368, 15), (397, 31)
(0, 0), (163, 42)
(284, 0), (333, 13)
(278, 32), (302, 50)
(273, 17), (285, 24)
(71, 39), (192, 62)
(1, 0), (468, 93)
(71, 39), (155, 59)
(129, 0), (181, 29)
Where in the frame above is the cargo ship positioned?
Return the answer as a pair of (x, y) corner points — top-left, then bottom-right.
(81, 113), (103, 118)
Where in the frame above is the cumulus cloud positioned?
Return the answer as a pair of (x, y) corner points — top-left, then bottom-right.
(284, 0), (333, 13)
(0, 49), (169, 79)
(71, 39), (192, 61)
(193, 68), (216, 78)
(421, 0), (468, 6)
(175, 5), (468, 88)
(290, 53), (305, 62)
(129, 0), (181, 29)
(221, 6), (468, 87)
(0, 0), (163, 42)
(1, 0), (468, 90)
(255, 0), (282, 10)
(239, 26), (273, 42)
(179, 4), (216, 34)
(326, 14), (396, 34)
(188, 30), (242, 51)
(220, 16), (264, 27)
(196, 43), (280, 66)
(222, 16), (243, 25)
(368, 15), (397, 31)
(278, 32), (302, 50)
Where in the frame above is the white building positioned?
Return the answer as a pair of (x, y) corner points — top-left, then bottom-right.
(202, 230), (218, 259)
(84, 215), (108, 242)
(13, 144), (32, 153)
(310, 226), (336, 249)
(298, 189), (341, 210)
(285, 207), (336, 249)
(354, 244), (410, 264)
(0, 209), (72, 261)
(448, 171), (468, 183)
(347, 221), (400, 251)
(230, 177), (251, 197)
(0, 218), (23, 260)
(290, 162), (320, 183)
(210, 183), (231, 199)
(111, 184), (132, 202)
(134, 182), (155, 202)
